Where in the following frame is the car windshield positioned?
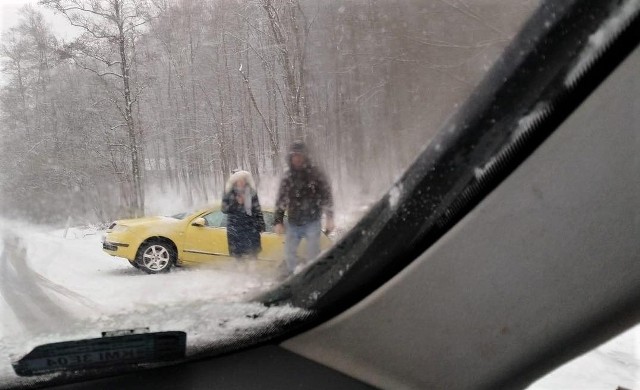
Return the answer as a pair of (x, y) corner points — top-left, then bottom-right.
(0, 0), (558, 386)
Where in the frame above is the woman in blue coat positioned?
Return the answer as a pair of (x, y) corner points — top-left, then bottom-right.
(221, 170), (266, 260)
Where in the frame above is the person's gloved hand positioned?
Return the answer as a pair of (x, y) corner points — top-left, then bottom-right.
(274, 223), (285, 235)
(325, 217), (335, 234)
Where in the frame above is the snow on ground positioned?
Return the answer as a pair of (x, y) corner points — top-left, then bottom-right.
(2, 219), (640, 389)
(3, 224), (280, 315)
(528, 326), (640, 389)
(0, 221), (305, 388)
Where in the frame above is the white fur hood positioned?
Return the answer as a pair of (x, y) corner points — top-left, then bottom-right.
(225, 170), (256, 193)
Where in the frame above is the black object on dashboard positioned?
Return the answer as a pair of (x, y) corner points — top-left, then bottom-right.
(12, 331), (186, 377)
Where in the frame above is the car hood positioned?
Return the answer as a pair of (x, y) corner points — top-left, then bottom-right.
(115, 216), (180, 228)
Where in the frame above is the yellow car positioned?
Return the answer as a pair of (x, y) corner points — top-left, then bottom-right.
(102, 205), (332, 273)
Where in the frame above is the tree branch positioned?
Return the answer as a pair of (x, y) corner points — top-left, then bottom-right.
(72, 57), (123, 78)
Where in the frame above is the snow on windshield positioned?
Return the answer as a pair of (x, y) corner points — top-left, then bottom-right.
(0, 225), (307, 387)
(564, 0), (640, 87)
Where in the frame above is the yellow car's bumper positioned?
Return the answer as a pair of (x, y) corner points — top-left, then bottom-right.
(102, 231), (139, 261)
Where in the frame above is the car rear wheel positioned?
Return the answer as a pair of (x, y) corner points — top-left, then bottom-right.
(136, 241), (175, 274)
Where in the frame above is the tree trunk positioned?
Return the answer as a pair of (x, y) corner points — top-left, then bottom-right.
(115, 2), (143, 216)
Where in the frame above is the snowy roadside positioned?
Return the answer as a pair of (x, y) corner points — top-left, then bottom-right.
(0, 224), (279, 320)
(527, 326), (640, 389)
(0, 222), (305, 388)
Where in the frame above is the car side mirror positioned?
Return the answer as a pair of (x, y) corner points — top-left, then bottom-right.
(191, 217), (206, 227)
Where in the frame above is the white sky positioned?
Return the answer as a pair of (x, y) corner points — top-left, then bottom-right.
(0, 0), (81, 83)
(0, 0), (81, 39)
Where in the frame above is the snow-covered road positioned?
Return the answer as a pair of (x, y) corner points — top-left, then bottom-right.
(0, 225), (279, 333)
(0, 224), (305, 388)
(0, 232), (81, 335)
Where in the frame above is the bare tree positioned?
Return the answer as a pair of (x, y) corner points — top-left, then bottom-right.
(41, 0), (152, 215)
(261, 0), (313, 140)
(1, 29), (32, 142)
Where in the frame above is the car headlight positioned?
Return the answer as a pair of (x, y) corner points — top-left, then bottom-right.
(111, 224), (129, 232)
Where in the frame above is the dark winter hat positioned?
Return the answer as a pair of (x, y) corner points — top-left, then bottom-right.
(290, 140), (307, 155)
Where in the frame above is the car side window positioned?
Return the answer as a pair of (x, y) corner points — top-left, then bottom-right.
(203, 211), (227, 228)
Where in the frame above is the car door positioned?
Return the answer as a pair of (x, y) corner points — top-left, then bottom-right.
(181, 211), (231, 265)
(259, 211), (286, 262)
(259, 212), (328, 262)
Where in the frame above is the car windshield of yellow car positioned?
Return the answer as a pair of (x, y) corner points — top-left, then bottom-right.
(0, 0), (540, 386)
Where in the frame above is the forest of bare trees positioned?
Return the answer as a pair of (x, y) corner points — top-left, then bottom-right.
(0, 0), (537, 224)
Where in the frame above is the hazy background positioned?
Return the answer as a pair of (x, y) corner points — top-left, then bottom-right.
(0, 0), (537, 226)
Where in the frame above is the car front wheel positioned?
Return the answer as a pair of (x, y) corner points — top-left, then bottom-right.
(136, 241), (175, 274)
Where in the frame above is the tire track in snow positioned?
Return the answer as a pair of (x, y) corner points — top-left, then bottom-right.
(0, 232), (79, 335)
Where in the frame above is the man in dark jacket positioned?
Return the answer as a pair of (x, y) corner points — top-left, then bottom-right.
(274, 141), (334, 275)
